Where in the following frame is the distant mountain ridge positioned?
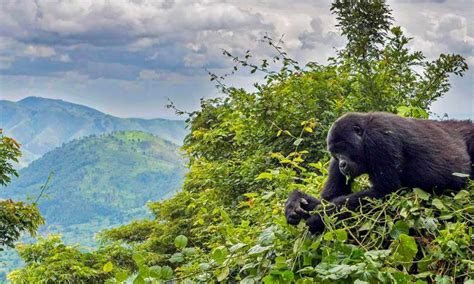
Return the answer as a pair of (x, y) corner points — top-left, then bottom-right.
(0, 96), (187, 166)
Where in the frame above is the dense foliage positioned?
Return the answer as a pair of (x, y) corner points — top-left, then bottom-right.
(9, 0), (472, 283)
(0, 129), (43, 249)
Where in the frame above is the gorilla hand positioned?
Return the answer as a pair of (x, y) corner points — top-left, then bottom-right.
(285, 190), (321, 225)
(305, 214), (325, 234)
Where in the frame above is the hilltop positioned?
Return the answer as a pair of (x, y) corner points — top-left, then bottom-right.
(0, 97), (187, 166)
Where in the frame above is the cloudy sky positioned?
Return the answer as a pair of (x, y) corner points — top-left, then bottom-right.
(0, 0), (472, 119)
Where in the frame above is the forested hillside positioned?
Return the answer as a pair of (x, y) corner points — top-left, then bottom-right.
(3, 131), (185, 226)
(0, 97), (187, 166)
(0, 131), (185, 280)
(5, 1), (473, 283)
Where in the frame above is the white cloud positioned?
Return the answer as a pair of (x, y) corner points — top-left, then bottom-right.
(23, 45), (56, 58)
(58, 54), (72, 62)
(0, 0), (472, 118)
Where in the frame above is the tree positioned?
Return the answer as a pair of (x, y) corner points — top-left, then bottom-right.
(0, 129), (44, 249)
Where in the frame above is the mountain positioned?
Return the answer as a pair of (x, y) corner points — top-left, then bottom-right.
(0, 97), (187, 166)
(2, 131), (185, 226)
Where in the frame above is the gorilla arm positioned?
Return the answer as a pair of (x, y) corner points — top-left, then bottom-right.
(320, 158), (353, 201)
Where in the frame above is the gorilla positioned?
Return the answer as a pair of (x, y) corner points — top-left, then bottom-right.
(285, 112), (474, 233)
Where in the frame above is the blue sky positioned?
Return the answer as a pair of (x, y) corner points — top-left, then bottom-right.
(0, 0), (472, 119)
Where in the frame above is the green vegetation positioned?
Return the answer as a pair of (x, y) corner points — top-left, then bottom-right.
(3, 130), (185, 226)
(0, 131), (185, 280)
(0, 129), (43, 250)
(5, 0), (473, 283)
(0, 97), (187, 166)
(0, 130), (44, 280)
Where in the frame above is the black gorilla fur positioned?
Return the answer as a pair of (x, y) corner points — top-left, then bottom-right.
(285, 112), (474, 233)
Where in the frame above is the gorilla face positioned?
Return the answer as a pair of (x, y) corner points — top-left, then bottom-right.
(327, 114), (368, 178)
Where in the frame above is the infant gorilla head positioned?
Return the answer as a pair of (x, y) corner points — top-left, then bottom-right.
(285, 112), (474, 233)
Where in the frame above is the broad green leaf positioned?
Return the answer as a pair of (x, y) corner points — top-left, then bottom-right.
(248, 244), (270, 255)
(174, 235), (188, 249)
(413, 188), (430, 201)
(199, 263), (211, 271)
(161, 266), (174, 280)
(434, 275), (451, 284)
(211, 247), (228, 265)
(229, 242), (246, 252)
(258, 227), (275, 245)
(115, 271), (129, 282)
(390, 234), (418, 266)
(216, 267), (230, 282)
(256, 172), (273, 180)
(149, 266), (163, 278)
(103, 261), (113, 273)
(334, 229), (348, 242)
(390, 220), (410, 239)
(432, 198), (447, 210)
(454, 190), (469, 201)
(169, 252), (184, 263)
(133, 276), (145, 284)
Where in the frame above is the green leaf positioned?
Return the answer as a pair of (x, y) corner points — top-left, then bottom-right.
(281, 270), (294, 282)
(274, 256), (287, 269)
(413, 188), (430, 201)
(258, 227), (275, 245)
(256, 172), (273, 180)
(248, 244), (270, 255)
(229, 242), (246, 252)
(334, 229), (348, 242)
(323, 231), (333, 241)
(293, 138), (303, 146)
(149, 266), (163, 278)
(216, 266), (230, 282)
(169, 252), (184, 263)
(390, 234), (418, 266)
(432, 198), (447, 210)
(434, 275), (451, 284)
(115, 271), (129, 282)
(364, 249), (391, 261)
(174, 235), (188, 249)
(132, 253), (145, 266)
(454, 190), (469, 201)
(161, 266), (174, 280)
(390, 220), (410, 239)
(211, 247), (228, 265)
(199, 263), (211, 271)
(103, 261), (114, 273)
(133, 276), (145, 284)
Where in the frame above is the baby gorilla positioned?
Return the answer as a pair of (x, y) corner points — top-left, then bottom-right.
(285, 112), (474, 233)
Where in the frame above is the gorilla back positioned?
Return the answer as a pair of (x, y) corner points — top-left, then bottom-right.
(285, 112), (473, 233)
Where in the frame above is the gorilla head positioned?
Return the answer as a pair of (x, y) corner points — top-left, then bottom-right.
(326, 113), (368, 178)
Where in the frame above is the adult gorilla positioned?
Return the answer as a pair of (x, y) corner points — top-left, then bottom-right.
(285, 112), (474, 233)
